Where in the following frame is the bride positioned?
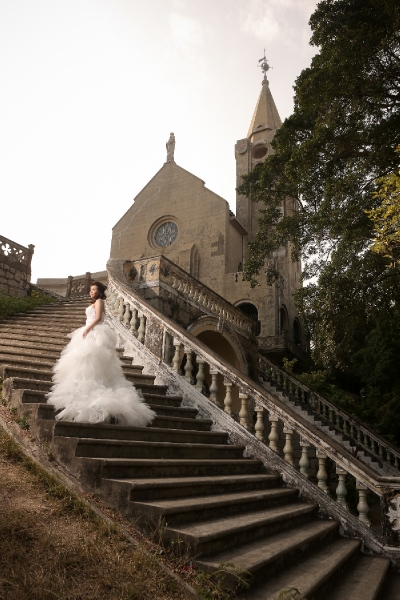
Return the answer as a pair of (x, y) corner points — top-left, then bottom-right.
(47, 281), (155, 427)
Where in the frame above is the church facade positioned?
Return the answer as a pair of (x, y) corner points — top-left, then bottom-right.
(110, 64), (307, 364)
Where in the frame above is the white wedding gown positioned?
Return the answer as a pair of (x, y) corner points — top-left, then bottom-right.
(47, 305), (156, 426)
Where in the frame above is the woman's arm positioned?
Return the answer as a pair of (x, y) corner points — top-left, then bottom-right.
(83, 299), (104, 337)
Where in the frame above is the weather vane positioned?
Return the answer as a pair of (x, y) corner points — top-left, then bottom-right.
(258, 49), (271, 83)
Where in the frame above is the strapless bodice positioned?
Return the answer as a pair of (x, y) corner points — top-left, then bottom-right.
(85, 305), (105, 326)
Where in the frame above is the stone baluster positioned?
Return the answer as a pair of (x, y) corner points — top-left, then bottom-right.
(329, 407), (335, 424)
(209, 368), (220, 407)
(254, 406), (265, 442)
(195, 357), (205, 391)
(113, 295), (121, 315)
(378, 444), (384, 460)
(394, 454), (399, 469)
(171, 276), (178, 289)
(123, 302), (131, 328)
(356, 483), (370, 526)
(316, 453), (328, 492)
(184, 347), (194, 382)
(357, 427), (362, 444)
(137, 314), (146, 343)
(336, 412), (341, 429)
(172, 339), (182, 372)
(223, 379), (233, 415)
(118, 297), (125, 321)
(239, 392), (250, 430)
(130, 307), (139, 336)
(350, 422), (355, 438)
(299, 440), (310, 478)
(283, 426), (295, 465)
(336, 467), (348, 508)
(268, 415), (280, 452)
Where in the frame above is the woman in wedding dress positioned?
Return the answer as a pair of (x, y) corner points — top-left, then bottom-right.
(47, 281), (156, 427)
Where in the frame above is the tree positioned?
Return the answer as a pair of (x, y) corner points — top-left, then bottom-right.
(238, 0), (400, 374)
(367, 154), (400, 265)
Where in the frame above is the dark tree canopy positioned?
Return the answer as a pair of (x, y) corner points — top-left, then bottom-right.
(239, 0), (400, 367)
(238, 0), (400, 442)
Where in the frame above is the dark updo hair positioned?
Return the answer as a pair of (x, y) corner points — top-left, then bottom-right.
(90, 281), (107, 303)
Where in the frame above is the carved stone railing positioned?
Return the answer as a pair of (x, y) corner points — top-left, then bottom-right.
(0, 235), (35, 296)
(106, 258), (400, 563)
(37, 270), (108, 298)
(125, 256), (255, 338)
(258, 333), (309, 362)
(259, 355), (400, 476)
(0, 235), (34, 268)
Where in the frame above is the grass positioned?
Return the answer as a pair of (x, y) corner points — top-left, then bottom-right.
(0, 289), (55, 320)
(0, 427), (190, 600)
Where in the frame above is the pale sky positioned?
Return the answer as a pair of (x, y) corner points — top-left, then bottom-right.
(0, 0), (319, 282)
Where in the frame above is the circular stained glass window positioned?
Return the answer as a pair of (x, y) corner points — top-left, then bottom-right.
(155, 221), (178, 247)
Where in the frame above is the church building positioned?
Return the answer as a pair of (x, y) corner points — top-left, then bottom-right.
(110, 57), (307, 364)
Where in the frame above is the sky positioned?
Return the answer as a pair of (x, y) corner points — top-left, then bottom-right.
(0, 0), (319, 282)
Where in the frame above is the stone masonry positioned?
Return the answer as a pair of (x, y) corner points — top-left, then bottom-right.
(0, 235), (34, 297)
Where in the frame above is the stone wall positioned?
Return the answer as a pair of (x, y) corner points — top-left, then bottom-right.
(37, 270), (108, 297)
(0, 235), (34, 297)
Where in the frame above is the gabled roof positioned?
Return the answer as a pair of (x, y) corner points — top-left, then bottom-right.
(247, 79), (282, 139)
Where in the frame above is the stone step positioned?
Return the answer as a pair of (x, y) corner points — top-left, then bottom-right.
(100, 458), (264, 480)
(74, 438), (246, 460)
(378, 570), (400, 600)
(151, 414), (212, 431)
(131, 487), (299, 526)
(142, 393), (182, 407)
(240, 537), (361, 600)
(3, 377), (170, 400)
(1, 365), (156, 388)
(324, 555), (390, 600)
(2, 317), (84, 329)
(0, 335), (67, 350)
(0, 354), (55, 370)
(1, 321), (77, 337)
(104, 474), (281, 501)
(54, 421), (228, 445)
(197, 519), (339, 587)
(145, 404), (198, 419)
(0, 345), (60, 360)
(164, 502), (318, 556)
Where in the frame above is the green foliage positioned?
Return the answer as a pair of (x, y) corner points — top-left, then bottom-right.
(195, 562), (250, 600)
(367, 150), (400, 265)
(238, 0), (400, 443)
(0, 289), (55, 320)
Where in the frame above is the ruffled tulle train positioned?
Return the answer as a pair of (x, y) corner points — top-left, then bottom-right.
(47, 321), (155, 427)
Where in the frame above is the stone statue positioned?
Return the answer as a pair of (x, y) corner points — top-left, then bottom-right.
(166, 132), (175, 162)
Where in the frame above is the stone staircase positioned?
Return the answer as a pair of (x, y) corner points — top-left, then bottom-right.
(1, 298), (400, 599)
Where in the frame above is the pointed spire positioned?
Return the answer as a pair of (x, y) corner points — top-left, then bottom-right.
(247, 53), (282, 141)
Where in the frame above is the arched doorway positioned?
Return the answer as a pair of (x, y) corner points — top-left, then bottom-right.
(236, 302), (261, 336)
(293, 318), (301, 346)
(279, 305), (289, 334)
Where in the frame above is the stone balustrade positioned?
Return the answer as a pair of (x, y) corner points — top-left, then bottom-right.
(124, 255), (255, 338)
(259, 355), (400, 475)
(0, 234), (34, 297)
(105, 259), (400, 559)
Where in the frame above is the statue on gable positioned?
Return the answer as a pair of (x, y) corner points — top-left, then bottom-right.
(166, 132), (175, 162)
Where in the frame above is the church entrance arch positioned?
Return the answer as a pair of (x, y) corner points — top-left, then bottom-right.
(187, 319), (247, 410)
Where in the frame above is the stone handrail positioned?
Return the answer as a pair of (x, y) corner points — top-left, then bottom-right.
(259, 355), (400, 474)
(126, 255), (255, 337)
(106, 258), (400, 554)
(0, 235), (34, 267)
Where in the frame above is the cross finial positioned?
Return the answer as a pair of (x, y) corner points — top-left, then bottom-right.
(258, 49), (270, 84)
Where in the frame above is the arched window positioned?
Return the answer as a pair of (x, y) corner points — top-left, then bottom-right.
(237, 302), (261, 336)
(279, 305), (289, 334)
(293, 318), (301, 345)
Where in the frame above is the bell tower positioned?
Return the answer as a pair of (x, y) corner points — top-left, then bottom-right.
(235, 54), (282, 241)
